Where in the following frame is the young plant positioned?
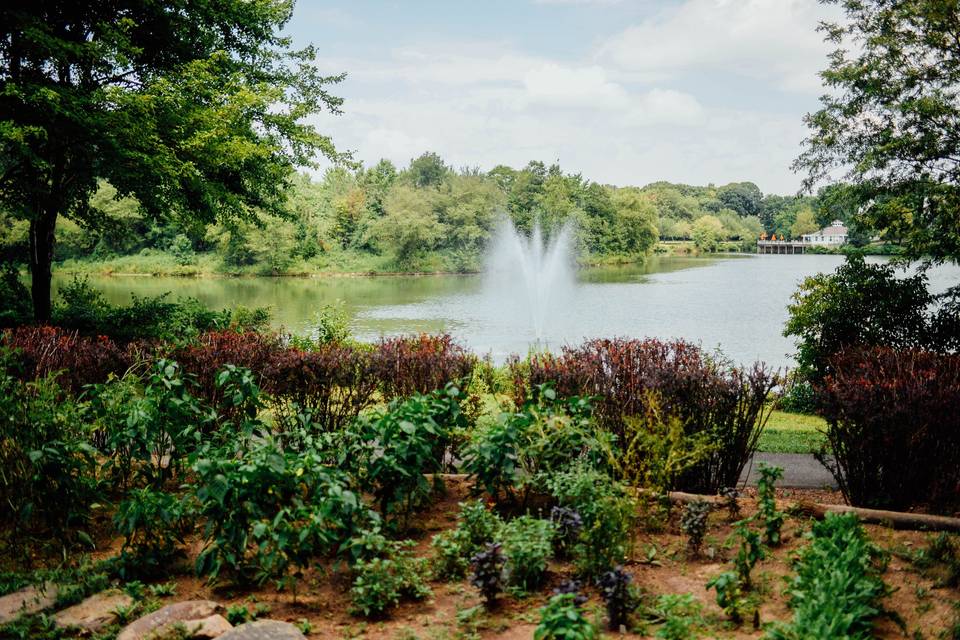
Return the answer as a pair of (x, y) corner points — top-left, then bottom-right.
(534, 593), (598, 640)
(720, 486), (741, 521)
(349, 548), (430, 619)
(550, 506), (583, 559)
(598, 566), (636, 631)
(113, 487), (191, 576)
(647, 593), (704, 640)
(430, 500), (502, 581)
(501, 516), (554, 592)
(756, 464), (785, 546)
(733, 521), (765, 589)
(679, 500), (711, 557)
(470, 543), (506, 607)
(706, 570), (746, 624)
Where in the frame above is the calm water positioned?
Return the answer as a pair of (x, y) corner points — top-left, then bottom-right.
(56, 255), (960, 370)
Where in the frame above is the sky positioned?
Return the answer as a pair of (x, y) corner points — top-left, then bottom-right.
(287, 0), (843, 195)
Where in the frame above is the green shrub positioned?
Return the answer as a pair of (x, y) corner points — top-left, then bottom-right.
(766, 514), (888, 640)
(547, 466), (636, 578)
(349, 547), (431, 619)
(679, 500), (711, 556)
(344, 384), (465, 526)
(429, 500), (502, 581)
(193, 439), (373, 584)
(706, 570), (746, 624)
(534, 593), (597, 640)
(0, 359), (100, 537)
(0, 262), (31, 327)
(463, 386), (607, 504)
(501, 516), (554, 592)
(113, 487), (191, 576)
(647, 593), (704, 640)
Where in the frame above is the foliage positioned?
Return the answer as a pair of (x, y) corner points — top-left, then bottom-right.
(706, 571), (747, 624)
(765, 514), (888, 640)
(720, 487), (741, 522)
(193, 438), (372, 583)
(113, 487), (191, 575)
(470, 543), (506, 607)
(815, 347), (960, 512)
(647, 593), (704, 640)
(783, 255), (953, 382)
(546, 466), (636, 578)
(430, 501), (502, 581)
(517, 338), (777, 493)
(0, 361), (99, 537)
(598, 566), (637, 631)
(550, 506), (583, 559)
(349, 545), (431, 619)
(733, 521), (765, 589)
(500, 516), (555, 592)
(0, 263), (31, 327)
(2, 325), (132, 392)
(794, 0), (960, 262)
(534, 593), (598, 640)
(344, 384), (465, 525)
(679, 501), (711, 556)
(371, 333), (476, 399)
(0, 0), (346, 322)
(173, 330), (280, 403)
(691, 215), (725, 252)
(312, 301), (351, 345)
(463, 386), (605, 504)
(756, 464), (785, 546)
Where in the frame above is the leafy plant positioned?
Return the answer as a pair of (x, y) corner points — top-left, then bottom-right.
(534, 593), (597, 640)
(349, 547), (431, 619)
(766, 514), (889, 640)
(598, 566), (636, 631)
(501, 516), (554, 592)
(706, 570), (746, 624)
(756, 464), (785, 546)
(733, 521), (765, 589)
(720, 486), (741, 521)
(226, 604), (250, 625)
(679, 501), (711, 556)
(550, 506), (583, 559)
(113, 487), (191, 575)
(470, 543), (506, 607)
(430, 501), (502, 581)
(647, 593), (704, 640)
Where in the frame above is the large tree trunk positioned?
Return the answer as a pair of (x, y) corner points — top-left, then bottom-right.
(29, 210), (58, 324)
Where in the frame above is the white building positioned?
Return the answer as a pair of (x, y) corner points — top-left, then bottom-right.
(802, 220), (848, 246)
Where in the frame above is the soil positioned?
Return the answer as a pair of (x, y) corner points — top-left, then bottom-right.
(5, 477), (959, 639)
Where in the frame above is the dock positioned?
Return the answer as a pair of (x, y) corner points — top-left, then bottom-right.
(756, 240), (808, 255)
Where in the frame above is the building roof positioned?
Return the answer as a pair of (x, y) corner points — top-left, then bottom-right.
(805, 220), (848, 236)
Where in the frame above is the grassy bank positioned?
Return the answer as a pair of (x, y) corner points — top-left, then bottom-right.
(757, 410), (828, 454)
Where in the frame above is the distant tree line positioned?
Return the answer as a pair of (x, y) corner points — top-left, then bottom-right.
(0, 151), (867, 275)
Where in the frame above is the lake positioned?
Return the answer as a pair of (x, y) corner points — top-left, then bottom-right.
(57, 254), (960, 370)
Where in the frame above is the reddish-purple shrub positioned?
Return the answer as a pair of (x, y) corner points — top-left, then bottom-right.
(371, 333), (476, 399)
(262, 344), (379, 433)
(512, 338), (776, 493)
(172, 330), (281, 403)
(1, 326), (131, 392)
(817, 347), (960, 513)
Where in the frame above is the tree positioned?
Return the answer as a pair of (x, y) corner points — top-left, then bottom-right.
(691, 215), (725, 252)
(717, 182), (762, 217)
(795, 0), (960, 263)
(374, 185), (445, 267)
(790, 208), (819, 239)
(408, 152), (448, 189)
(0, 1), (344, 321)
(610, 188), (658, 255)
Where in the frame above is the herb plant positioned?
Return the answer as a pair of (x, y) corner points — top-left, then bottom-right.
(756, 464), (785, 546)
(470, 543), (506, 607)
(534, 593), (598, 640)
(679, 500), (711, 556)
(501, 516), (554, 591)
(598, 566), (636, 631)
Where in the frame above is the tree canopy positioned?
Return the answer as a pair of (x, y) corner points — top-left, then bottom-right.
(0, 0), (345, 320)
(795, 0), (960, 263)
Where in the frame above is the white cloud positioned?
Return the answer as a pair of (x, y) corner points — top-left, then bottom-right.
(523, 63), (628, 109)
(598, 0), (838, 93)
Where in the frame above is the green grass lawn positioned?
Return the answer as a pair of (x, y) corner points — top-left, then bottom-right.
(757, 410), (829, 454)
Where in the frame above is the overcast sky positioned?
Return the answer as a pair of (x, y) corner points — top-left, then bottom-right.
(289, 0), (842, 195)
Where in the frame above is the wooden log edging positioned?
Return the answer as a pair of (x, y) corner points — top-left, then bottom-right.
(664, 490), (960, 533)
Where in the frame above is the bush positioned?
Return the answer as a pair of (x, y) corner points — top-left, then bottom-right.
(371, 333), (476, 399)
(173, 330), (280, 403)
(470, 543), (506, 607)
(2, 325), (131, 392)
(193, 439), (373, 583)
(679, 501), (711, 556)
(816, 347), (960, 512)
(598, 566), (637, 631)
(113, 487), (191, 575)
(348, 541), (431, 619)
(0, 360), (100, 537)
(344, 384), (465, 525)
(534, 593), (597, 640)
(430, 501), (502, 580)
(706, 571), (746, 624)
(766, 514), (888, 640)
(546, 466), (636, 578)
(514, 338), (777, 493)
(463, 387), (607, 504)
(264, 343), (378, 434)
(501, 516), (554, 591)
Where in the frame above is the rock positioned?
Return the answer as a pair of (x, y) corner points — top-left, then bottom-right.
(218, 620), (306, 639)
(188, 614), (234, 638)
(116, 600), (221, 640)
(0, 582), (59, 624)
(53, 589), (134, 633)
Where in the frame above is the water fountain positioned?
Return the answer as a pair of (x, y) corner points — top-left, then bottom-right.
(483, 218), (576, 345)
